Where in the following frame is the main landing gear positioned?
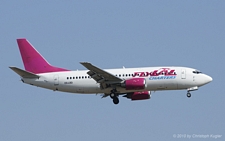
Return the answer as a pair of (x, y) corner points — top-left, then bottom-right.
(110, 89), (119, 105)
(112, 97), (119, 104)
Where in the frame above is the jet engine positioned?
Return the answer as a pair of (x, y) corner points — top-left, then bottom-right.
(123, 91), (151, 101)
(121, 78), (146, 90)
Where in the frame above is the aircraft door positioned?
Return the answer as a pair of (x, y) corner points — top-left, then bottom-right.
(181, 69), (186, 79)
(54, 75), (59, 86)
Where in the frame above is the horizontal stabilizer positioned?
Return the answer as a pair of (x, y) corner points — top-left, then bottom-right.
(9, 67), (40, 78)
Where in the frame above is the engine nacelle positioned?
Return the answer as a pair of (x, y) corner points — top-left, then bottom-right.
(123, 91), (151, 100)
(122, 78), (146, 90)
(131, 91), (151, 100)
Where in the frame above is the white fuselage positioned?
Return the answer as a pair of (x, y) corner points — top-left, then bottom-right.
(22, 66), (212, 94)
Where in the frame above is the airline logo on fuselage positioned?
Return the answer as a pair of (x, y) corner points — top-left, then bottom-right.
(133, 68), (177, 80)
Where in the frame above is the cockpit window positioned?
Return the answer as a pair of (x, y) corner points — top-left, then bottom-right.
(193, 70), (202, 74)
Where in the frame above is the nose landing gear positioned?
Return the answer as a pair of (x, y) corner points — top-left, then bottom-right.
(186, 86), (198, 98)
(187, 92), (191, 98)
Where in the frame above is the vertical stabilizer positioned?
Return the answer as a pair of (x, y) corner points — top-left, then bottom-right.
(17, 39), (69, 74)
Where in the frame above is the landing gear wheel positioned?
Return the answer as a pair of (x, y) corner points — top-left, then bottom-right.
(110, 89), (119, 104)
(113, 97), (119, 104)
(110, 89), (118, 99)
(187, 92), (191, 98)
(110, 93), (115, 99)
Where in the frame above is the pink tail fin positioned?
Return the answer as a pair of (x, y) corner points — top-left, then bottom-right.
(17, 39), (69, 74)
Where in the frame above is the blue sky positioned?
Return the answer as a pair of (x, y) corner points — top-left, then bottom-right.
(1, 1), (224, 141)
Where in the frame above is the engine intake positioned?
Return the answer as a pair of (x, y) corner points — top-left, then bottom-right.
(122, 78), (146, 90)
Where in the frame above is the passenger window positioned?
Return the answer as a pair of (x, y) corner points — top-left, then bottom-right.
(70, 77), (72, 79)
(67, 77), (69, 79)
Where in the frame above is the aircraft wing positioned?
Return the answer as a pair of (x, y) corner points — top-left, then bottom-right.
(80, 62), (123, 85)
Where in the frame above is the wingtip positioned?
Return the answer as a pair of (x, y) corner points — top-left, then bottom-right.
(80, 62), (90, 64)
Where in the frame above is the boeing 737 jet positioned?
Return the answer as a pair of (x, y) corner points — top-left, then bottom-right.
(10, 39), (213, 104)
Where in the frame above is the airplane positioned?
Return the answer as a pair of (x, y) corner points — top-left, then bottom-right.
(10, 39), (213, 104)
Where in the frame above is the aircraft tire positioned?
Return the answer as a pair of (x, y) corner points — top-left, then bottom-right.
(187, 92), (191, 98)
(113, 97), (119, 104)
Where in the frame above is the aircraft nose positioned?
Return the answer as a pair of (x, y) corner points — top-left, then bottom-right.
(204, 75), (213, 84)
(196, 74), (213, 86)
